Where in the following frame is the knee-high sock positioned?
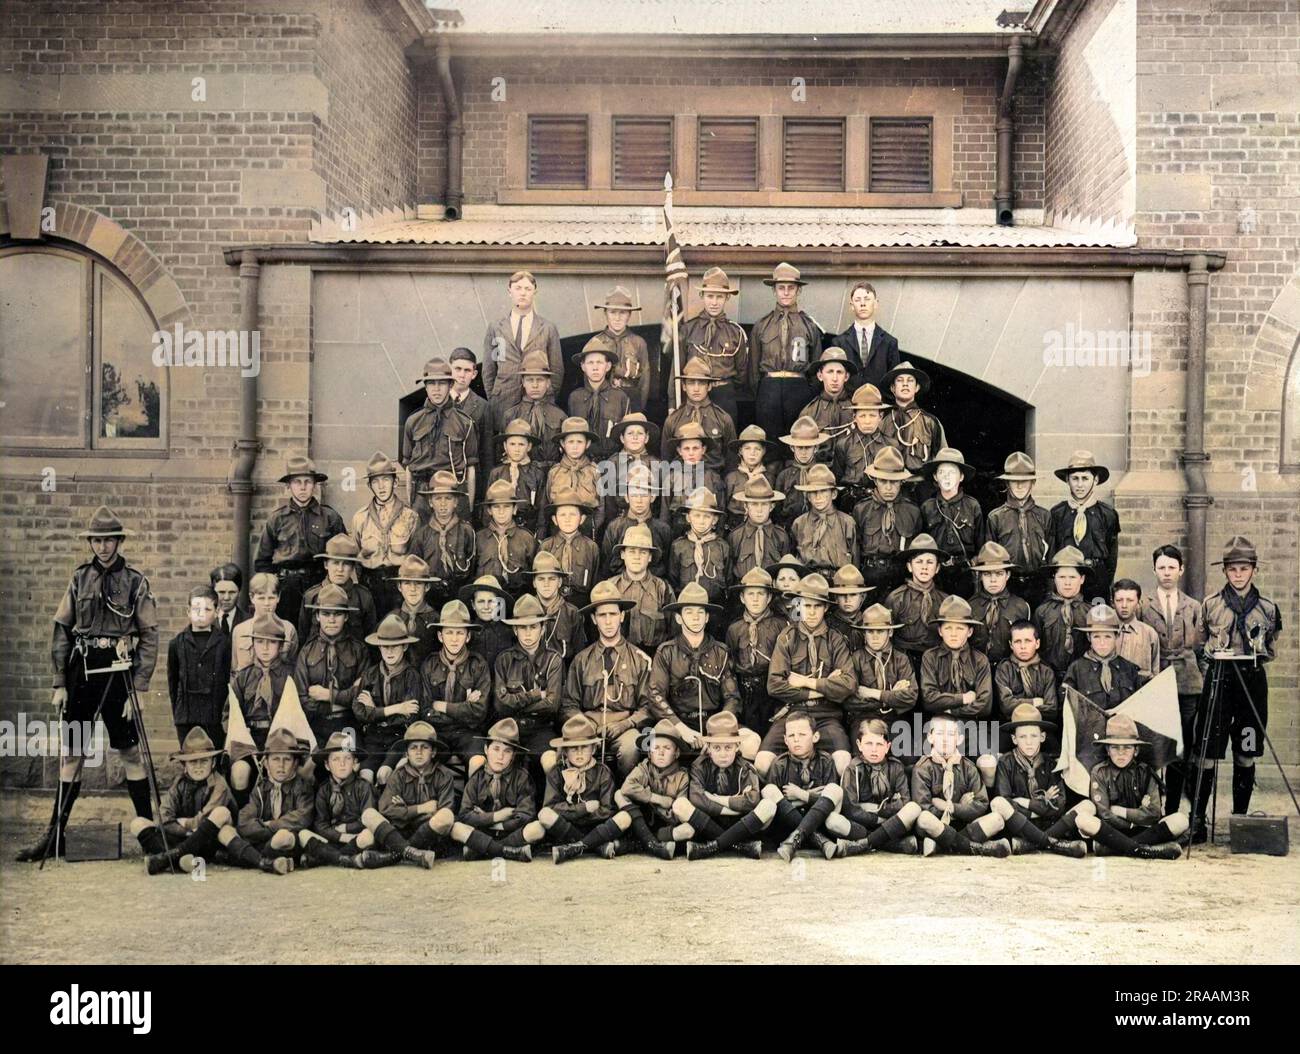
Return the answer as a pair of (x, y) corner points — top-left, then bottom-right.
(841, 804), (878, 840)
(1089, 819), (1141, 855)
(1042, 814), (1077, 840)
(409, 823), (443, 850)
(1133, 820), (1179, 845)
(137, 826), (166, 856)
(932, 823), (975, 855)
(502, 826), (530, 847)
(1232, 764), (1255, 814)
(125, 778), (154, 820)
(1165, 761), (1187, 814)
(628, 813), (662, 846)
(373, 819), (409, 853)
(546, 815), (583, 844)
(581, 818), (624, 850)
(1001, 807), (1050, 848)
(171, 818), (223, 858)
(866, 812), (911, 850)
(463, 829), (506, 858)
(794, 795), (836, 839)
(715, 809), (768, 849)
(1193, 773), (1214, 828)
(771, 799), (804, 839)
(687, 807), (726, 841)
(222, 833), (266, 869)
(306, 839), (345, 866)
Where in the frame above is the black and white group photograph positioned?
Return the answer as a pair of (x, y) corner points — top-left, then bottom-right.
(0, 0), (1296, 1027)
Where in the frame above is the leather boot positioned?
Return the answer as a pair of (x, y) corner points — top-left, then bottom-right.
(402, 845), (436, 868)
(552, 842), (586, 864)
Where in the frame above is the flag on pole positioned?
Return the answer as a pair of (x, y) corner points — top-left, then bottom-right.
(1056, 685), (1109, 796)
(224, 686), (258, 765)
(268, 677), (317, 752)
(660, 172), (688, 410)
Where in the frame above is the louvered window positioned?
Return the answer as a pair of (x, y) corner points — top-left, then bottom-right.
(528, 115), (589, 188)
(783, 117), (845, 192)
(869, 117), (933, 193)
(697, 117), (759, 191)
(613, 116), (673, 189)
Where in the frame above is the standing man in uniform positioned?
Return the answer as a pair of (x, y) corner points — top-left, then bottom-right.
(482, 270), (564, 429)
(680, 267), (748, 427)
(402, 357), (479, 523)
(748, 263), (823, 438)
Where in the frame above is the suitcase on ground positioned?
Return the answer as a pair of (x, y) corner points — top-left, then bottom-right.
(1228, 813), (1288, 856)
(64, 823), (122, 862)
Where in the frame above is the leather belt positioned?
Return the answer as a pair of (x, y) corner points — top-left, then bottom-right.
(77, 636), (121, 650)
(766, 371), (804, 379)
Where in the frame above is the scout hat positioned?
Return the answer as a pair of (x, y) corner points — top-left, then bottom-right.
(305, 582), (358, 613)
(922, 446), (975, 479)
(996, 451), (1038, 481)
(806, 345), (854, 375)
(866, 446), (911, 481)
(496, 418), (539, 449)
(525, 551), (570, 578)
(857, 603), (903, 631)
(545, 487), (597, 513)
(258, 727), (309, 758)
(417, 357), (454, 384)
(81, 505), (131, 538)
(763, 261), (807, 287)
(672, 419), (716, 451)
(170, 726), (224, 762)
(663, 580), (722, 615)
(364, 451), (401, 480)
(969, 541), (1017, 572)
(477, 717), (529, 752)
(1081, 602), (1122, 633)
(518, 350), (553, 378)
(733, 476), (785, 504)
(881, 360), (931, 394)
(610, 411), (660, 447)
(573, 333), (620, 367)
(780, 414), (832, 448)
(702, 711), (743, 744)
(623, 462), (662, 496)
(400, 721), (441, 752)
(850, 383), (891, 411)
(794, 463), (841, 493)
(765, 553), (806, 579)
(557, 415), (599, 442)
(730, 566), (776, 593)
(1054, 449), (1110, 485)
(674, 357), (719, 385)
(829, 565), (869, 595)
(792, 572), (832, 604)
(694, 266), (739, 296)
(899, 532), (946, 563)
(551, 714), (603, 749)
(458, 574), (510, 606)
(392, 554), (438, 583)
(314, 729), (360, 760)
(365, 612), (421, 647)
(247, 612), (288, 642)
(418, 470), (464, 496)
(680, 486), (722, 515)
(1046, 545), (1091, 571)
(644, 718), (688, 753)
(614, 523), (659, 554)
(502, 593), (553, 627)
(1213, 535), (1258, 567)
(1096, 713), (1144, 747)
(594, 285), (643, 312)
(1006, 703), (1051, 731)
(581, 578), (637, 614)
(729, 423), (782, 461)
(315, 533), (362, 563)
(480, 478), (525, 507)
(929, 595), (982, 626)
(278, 455), (327, 484)
(431, 599), (477, 629)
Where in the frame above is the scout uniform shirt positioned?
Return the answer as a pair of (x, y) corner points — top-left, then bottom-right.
(620, 759), (690, 831)
(540, 530), (601, 606)
(543, 758), (616, 828)
(388, 601), (440, 664)
(298, 580), (377, 644)
(601, 513), (673, 579)
(351, 498), (420, 580)
(167, 626), (230, 728)
(885, 403), (948, 474)
(1033, 593), (1092, 676)
(994, 656), (1059, 723)
(452, 387), (495, 482)
(561, 637), (652, 734)
(854, 493), (924, 586)
(1201, 583), (1282, 661)
(352, 659), (425, 752)
(987, 497), (1051, 577)
(767, 622), (856, 716)
(379, 760), (456, 834)
(482, 310), (564, 418)
(791, 506), (858, 572)
(993, 750), (1068, 823)
(469, 617), (514, 665)
(612, 570), (675, 653)
(492, 644), (563, 748)
(747, 306), (822, 386)
(922, 491), (986, 570)
(255, 497), (346, 575)
(401, 398), (479, 488)
(772, 460), (817, 530)
(230, 656), (294, 744)
(845, 645), (919, 729)
(475, 523), (537, 596)
(681, 311), (749, 394)
(160, 769), (235, 842)
(231, 614), (298, 672)
(920, 643), (993, 719)
(833, 428), (898, 504)
(1047, 499), (1120, 593)
(237, 769), (315, 845)
(409, 515), (476, 597)
(669, 530), (731, 607)
(798, 389), (855, 443)
(459, 764), (537, 836)
(726, 609), (787, 727)
(1116, 617), (1161, 680)
(311, 772), (376, 841)
(568, 380), (631, 461)
(1140, 588), (1205, 696)
(293, 632), (371, 739)
(839, 756), (910, 815)
(1063, 651), (1142, 711)
(968, 589), (1031, 666)
(828, 608), (865, 654)
(883, 581), (949, 660)
(728, 519), (791, 581)
(1089, 758), (1163, 832)
(602, 327), (651, 412)
(52, 552), (159, 692)
(661, 400), (737, 473)
(539, 593), (587, 663)
(663, 466), (727, 529)
(488, 459), (548, 529)
(911, 754), (988, 823)
(498, 397), (567, 467)
(648, 633), (741, 735)
(764, 749), (838, 791)
(419, 648), (491, 747)
(542, 458), (603, 535)
(687, 753), (761, 819)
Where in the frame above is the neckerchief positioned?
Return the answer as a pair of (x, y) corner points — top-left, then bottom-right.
(1085, 648), (1115, 692)
(907, 579), (935, 625)
(1002, 492), (1045, 565)
(428, 514), (460, 573)
(742, 610), (771, 664)
(1051, 593), (1087, 656)
(1222, 584), (1261, 651)
(439, 647), (468, 701)
(866, 646), (890, 693)
(932, 491), (973, 559)
(978, 590), (1005, 633)
(1013, 655), (1040, 695)
(253, 658), (275, 720)
(806, 508), (831, 556)
(943, 645), (970, 691)
(556, 530), (579, 574)
(870, 493), (897, 538)
(492, 524), (519, 575)
(799, 624), (822, 678)
(1011, 748), (1043, 798)
(892, 405), (935, 462)
(751, 521), (767, 569)
(399, 603), (424, 635)
(504, 455), (530, 488)
(1106, 760), (1145, 809)
(865, 759), (892, 802)
(687, 528), (718, 581)
(1065, 488), (1099, 545)
(561, 755), (597, 800)
(380, 658), (409, 708)
(328, 775), (347, 820)
(518, 398), (548, 442)
(553, 456), (592, 500)
(268, 775), (288, 819)
(319, 631), (341, 683)
(930, 751), (959, 819)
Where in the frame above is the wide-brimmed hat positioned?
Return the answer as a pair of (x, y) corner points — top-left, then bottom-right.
(170, 726), (224, 762)
(458, 575), (510, 606)
(496, 418), (539, 448)
(557, 415), (599, 443)
(525, 551), (570, 578)
(315, 533), (362, 563)
(929, 595), (982, 626)
(392, 554), (438, 583)
(551, 714), (602, 749)
(257, 728), (310, 758)
(545, 488), (597, 513)
(304, 582), (357, 613)
(1212, 535), (1258, 567)
(1054, 450), (1110, 485)
(792, 573), (832, 604)
(806, 345), (854, 375)
(417, 357), (453, 384)
(850, 383), (891, 411)
(502, 593), (553, 627)
(1081, 603), (1121, 634)
(866, 446), (911, 481)
(417, 470), (464, 497)
(594, 285), (643, 312)
(400, 721), (441, 752)
(881, 360), (931, 394)
(663, 581), (722, 615)
(762, 261), (807, 287)
(780, 415), (831, 448)
(1006, 703), (1051, 731)
(674, 357), (719, 385)
(314, 730), (361, 760)
(922, 447), (975, 479)
(969, 541), (1017, 572)
(610, 412), (660, 447)
(765, 553), (806, 579)
(580, 578), (637, 614)
(694, 266), (739, 295)
(729, 424), (782, 461)
(857, 603), (903, 631)
(829, 565), (869, 595)
(1046, 545), (1091, 571)
(1096, 713), (1144, 747)
(996, 451), (1038, 481)
(364, 451), (401, 480)
(701, 711), (743, 744)
(622, 463), (662, 497)
(733, 476), (785, 504)
(614, 523), (659, 554)
(81, 505), (131, 538)
(432, 599), (477, 629)
(572, 334), (620, 368)
(477, 717), (529, 752)
(679, 487), (722, 515)
(731, 566), (776, 593)
(794, 463), (841, 493)
(644, 718), (688, 753)
(278, 455), (327, 484)
(518, 350), (553, 378)
(899, 532), (946, 563)
(247, 613), (288, 642)
(365, 612), (421, 647)
(480, 479), (525, 508)
(672, 420), (717, 451)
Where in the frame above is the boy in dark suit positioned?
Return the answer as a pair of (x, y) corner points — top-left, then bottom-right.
(830, 280), (900, 390)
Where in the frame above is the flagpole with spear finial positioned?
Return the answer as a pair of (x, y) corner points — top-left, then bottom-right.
(661, 171), (687, 412)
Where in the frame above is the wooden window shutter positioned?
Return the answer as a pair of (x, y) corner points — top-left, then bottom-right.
(782, 117), (845, 192)
(869, 117), (933, 193)
(697, 117), (759, 191)
(528, 115), (589, 188)
(613, 117), (673, 189)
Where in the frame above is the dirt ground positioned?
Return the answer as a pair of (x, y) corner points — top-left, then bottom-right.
(2, 782), (1297, 965)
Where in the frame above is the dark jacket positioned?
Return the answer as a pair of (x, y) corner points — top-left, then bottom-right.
(459, 764), (536, 834)
(687, 754), (760, 817)
(920, 644), (993, 718)
(167, 626), (230, 726)
(379, 760), (457, 831)
(238, 771), (315, 844)
(648, 634), (740, 733)
(911, 755), (988, 824)
(312, 772), (376, 841)
(765, 750), (838, 793)
(829, 321), (900, 390)
(492, 643), (563, 737)
(993, 751), (1068, 821)
(839, 756), (909, 816)
(1062, 652), (1142, 711)
(161, 770), (235, 840)
(1047, 500), (1121, 588)
(543, 760), (615, 825)
(420, 649), (491, 735)
(52, 554), (159, 692)
(968, 590), (1032, 666)
(255, 498), (345, 571)
(229, 657), (294, 731)
(293, 633), (371, 727)
(993, 657), (1059, 722)
(352, 660), (425, 741)
(1089, 758), (1163, 831)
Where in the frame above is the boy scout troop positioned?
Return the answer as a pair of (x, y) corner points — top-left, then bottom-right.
(21, 265), (1283, 877)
